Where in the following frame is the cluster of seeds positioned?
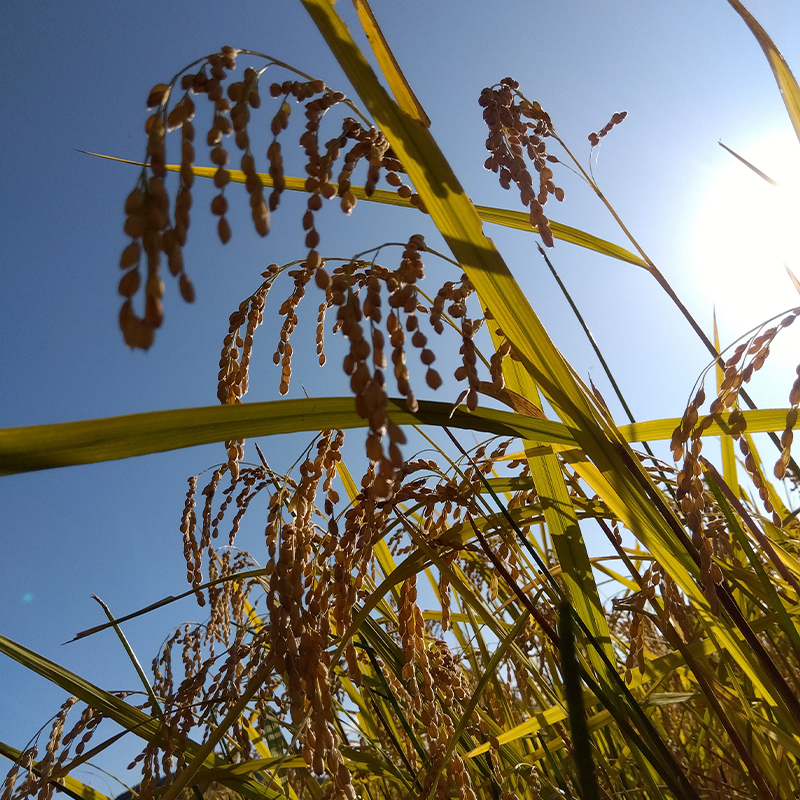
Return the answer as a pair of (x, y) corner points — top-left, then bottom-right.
(1, 746), (36, 800)
(178, 431), (357, 797)
(776, 363), (800, 481)
(217, 276), (273, 479)
(118, 49), (248, 348)
(598, 509), (700, 671)
(489, 334), (513, 394)
(671, 310), (799, 532)
(502, 767), (542, 800)
(147, 438), (563, 798)
(275, 262), (313, 394)
(19, 697), (77, 800)
(669, 383), (723, 610)
(119, 48), (429, 350)
(201, 235), (501, 506)
(480, 78), (564, 248)
(275, 235), (461, 500)
(207, 238), (498, 489)
(623, 561), (662, 684)
(588, 110), (628, 147)
(2, 698), (108, 800)
(119, 172), (178, 349)
(667, 310), (800, 610)
(398, 576), (480, 800)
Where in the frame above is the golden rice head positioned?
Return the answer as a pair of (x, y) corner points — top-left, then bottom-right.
(30, 696), (79, 800)
(60, 704), (106, 762)
(775, 327), (800, 482)
(1, 746), (37, 800)
(180, 475), (203, 605)
(624, 611), (644, 685)
(480, 78), (561, 248)
(490, 338), (512, 392)
(671, 313), (800, 594)
(118, 50), (357, 349)
(624, 563), (663, 685)
(273, 262), (314, 395)
(588, 110), (628, 147)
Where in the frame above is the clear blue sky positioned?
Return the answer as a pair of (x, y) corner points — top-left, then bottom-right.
(2, 0), (799, 791)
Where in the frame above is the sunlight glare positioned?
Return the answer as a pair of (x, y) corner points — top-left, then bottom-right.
(692, 130), (800, 326)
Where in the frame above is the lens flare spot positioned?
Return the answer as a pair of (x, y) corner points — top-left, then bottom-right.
(692, 129), (800, 326)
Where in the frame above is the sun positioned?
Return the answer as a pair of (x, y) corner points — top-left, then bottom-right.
(691, 129), (800, 328)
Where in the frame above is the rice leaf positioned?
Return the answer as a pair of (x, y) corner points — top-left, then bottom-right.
(0, 398), (576, 476)
(350, 0), (430, 127)
(81, 151), (648, 267)
(726, 0), (800, 143)
(3, 400), (795, 483)
(558, 600), (600, 800)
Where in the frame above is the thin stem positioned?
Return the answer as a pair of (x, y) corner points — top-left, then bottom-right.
(535, 242), (676, 498)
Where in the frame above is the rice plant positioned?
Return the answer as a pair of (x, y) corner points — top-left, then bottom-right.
(2, 1), (800, 799)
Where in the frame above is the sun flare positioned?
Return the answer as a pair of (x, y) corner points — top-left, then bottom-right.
(692, 129), (800, 325)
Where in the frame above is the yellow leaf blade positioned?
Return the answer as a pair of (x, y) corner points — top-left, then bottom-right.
(0, 398), (577, 475)
(81, 151), (647, 267)
(351, 0), (430, 127)
(727, 0), (800, 144)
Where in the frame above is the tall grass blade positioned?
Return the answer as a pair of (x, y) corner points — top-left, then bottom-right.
(718, 140), (780, 186)
(557, 601), (600, 800)
(0, 398), (576, 475)
(349, 0), (430, 127)
(90, 594), (164, 720)
(705, 467), (800, 662)
(726, 0), (800, 143)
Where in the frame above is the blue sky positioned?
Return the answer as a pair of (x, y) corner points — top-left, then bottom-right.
(2, 0), (799, 791)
